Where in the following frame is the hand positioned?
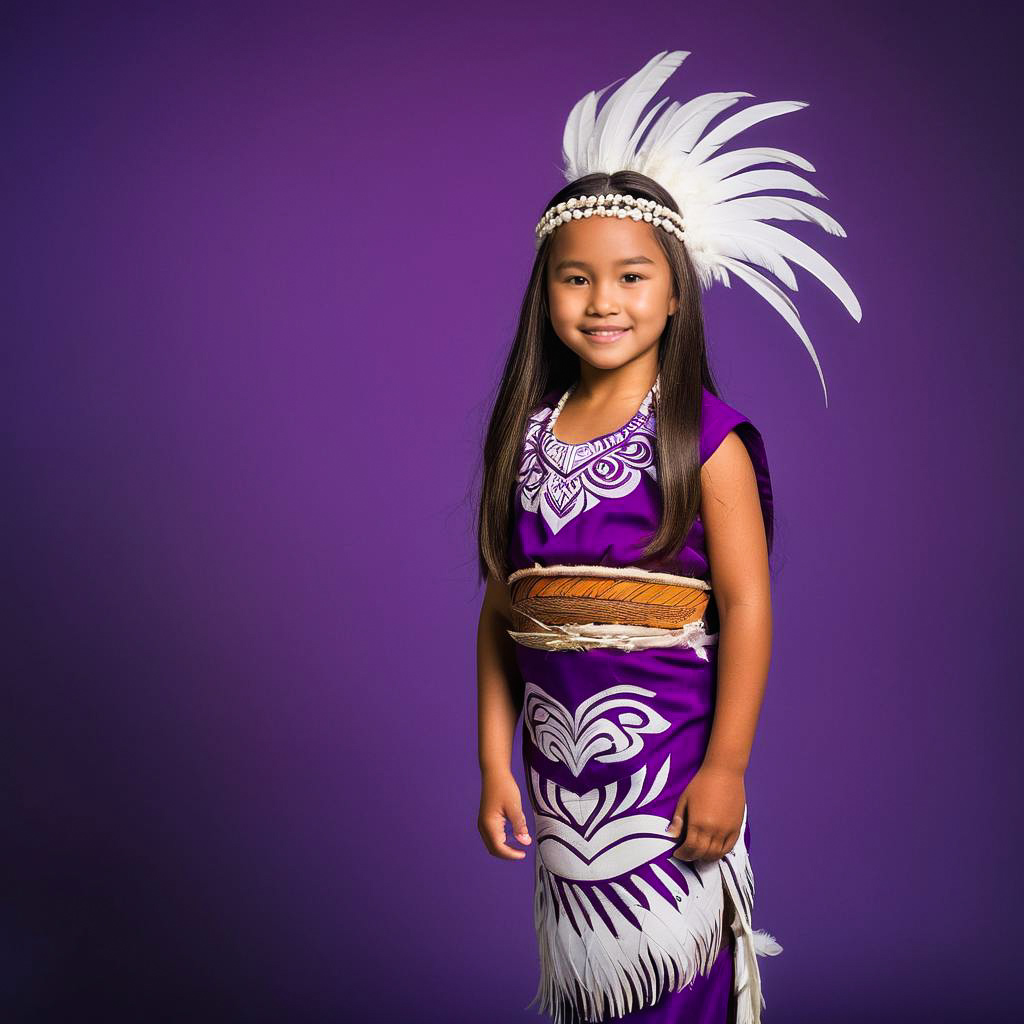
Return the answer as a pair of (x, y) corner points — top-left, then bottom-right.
(666, 763), (745, 863)
(478, 767), (533, 861)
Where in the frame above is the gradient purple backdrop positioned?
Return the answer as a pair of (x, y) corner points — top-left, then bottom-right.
(5, 3), (1021, 1022)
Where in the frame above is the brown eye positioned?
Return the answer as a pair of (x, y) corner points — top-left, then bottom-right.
(623, 273), (644, 283)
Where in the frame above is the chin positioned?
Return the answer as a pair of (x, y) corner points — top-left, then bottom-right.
(578, 351), (644, 372)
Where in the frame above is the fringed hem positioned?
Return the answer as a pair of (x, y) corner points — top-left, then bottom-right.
(721, 858), (783, 1024)
(524, 804), (781, 1024)
(523, 854), (726, 1023)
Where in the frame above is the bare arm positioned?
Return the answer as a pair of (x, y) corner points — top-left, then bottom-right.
(476, 572), (533, 859)
(700, 430), (772, 776)
(477, 572), (523, 773)
(668, 429), (772, 862)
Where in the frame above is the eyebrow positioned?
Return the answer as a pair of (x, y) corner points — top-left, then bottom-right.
(553, 255), (657, 272)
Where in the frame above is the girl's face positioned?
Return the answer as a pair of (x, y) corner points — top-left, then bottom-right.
(545, 214), (679, 372)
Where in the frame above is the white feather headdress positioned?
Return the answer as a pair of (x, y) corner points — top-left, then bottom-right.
(546, 49), (861, 406)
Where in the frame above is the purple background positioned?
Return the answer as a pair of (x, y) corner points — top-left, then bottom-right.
(5, 3), (1021, 1021)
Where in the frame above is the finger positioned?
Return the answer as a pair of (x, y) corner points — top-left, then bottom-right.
(481, 814), (527, 860)
(702, 834), (726, 862)
(665, 800), (687, 838)
(508, 804), (532, 845)
(705, 828), (739, 861)
(721, 829), (739, 857)
(672, 825), (694, 860)
(673, 826), (711, 862)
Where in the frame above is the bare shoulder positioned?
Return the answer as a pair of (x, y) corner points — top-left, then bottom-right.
(699, 428), (770, 603)
(700, 429), (756, 497)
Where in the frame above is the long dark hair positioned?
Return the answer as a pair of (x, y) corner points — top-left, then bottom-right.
(476, 169), (734, 584)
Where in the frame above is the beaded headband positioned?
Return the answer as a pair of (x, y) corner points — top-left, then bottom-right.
(536, 49), (861, 406)
(535, 193), (684, 247)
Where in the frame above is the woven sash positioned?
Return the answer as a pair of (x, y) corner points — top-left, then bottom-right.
(505, 563), (716, 656)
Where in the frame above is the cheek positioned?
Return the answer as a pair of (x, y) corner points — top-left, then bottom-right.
(549, 290), (581, 322)
(631, 288), (670, 317)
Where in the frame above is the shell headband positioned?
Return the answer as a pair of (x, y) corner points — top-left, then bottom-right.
(535, 50), (862, 406)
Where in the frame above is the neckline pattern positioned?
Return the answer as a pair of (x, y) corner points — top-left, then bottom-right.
(547, 374), (660, 450)
(515, 376), (660, 536)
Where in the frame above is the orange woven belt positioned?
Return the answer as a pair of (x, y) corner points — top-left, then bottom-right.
(505, 564), (715, 654)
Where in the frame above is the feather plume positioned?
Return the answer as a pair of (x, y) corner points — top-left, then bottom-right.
(551, 50), (861, 406)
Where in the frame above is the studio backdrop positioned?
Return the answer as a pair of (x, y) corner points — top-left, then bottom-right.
(5, 3), (1020, 1022)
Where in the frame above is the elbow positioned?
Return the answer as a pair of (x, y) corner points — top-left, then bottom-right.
(716, 592), (772, 626)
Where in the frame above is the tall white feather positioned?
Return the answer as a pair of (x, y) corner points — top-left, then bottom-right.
(552, 50), (861, 406)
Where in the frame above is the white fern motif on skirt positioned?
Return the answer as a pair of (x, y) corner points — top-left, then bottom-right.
(522, 680), (782, 1024)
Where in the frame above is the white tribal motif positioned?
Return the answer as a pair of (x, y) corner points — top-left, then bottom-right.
(516, 405), (657, 536)
(523, 681), (671, 777)
(530, 756), (678, 881)
(522, 680), (782, 1024)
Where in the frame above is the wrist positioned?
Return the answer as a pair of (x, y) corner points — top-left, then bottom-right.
(701, 757), (746, 777)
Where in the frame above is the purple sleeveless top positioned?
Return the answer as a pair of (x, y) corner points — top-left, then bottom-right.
(508, 383), (773, 585)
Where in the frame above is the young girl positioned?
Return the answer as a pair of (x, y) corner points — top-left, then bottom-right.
(475, 51), (859, 1024)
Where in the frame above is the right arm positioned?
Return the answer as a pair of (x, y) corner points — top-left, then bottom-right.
(476, 572), (533, 860)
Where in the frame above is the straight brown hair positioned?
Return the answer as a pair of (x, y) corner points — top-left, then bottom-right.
(475, 169), (771, 584)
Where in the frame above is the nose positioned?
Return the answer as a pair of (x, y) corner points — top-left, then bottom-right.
(587, 283), (619, 316)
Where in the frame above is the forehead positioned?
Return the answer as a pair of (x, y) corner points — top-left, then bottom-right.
(547, 215), (664, 268)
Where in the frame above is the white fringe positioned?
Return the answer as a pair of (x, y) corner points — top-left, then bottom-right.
(525, 804), (782, 1023)
(720, 851), (783, 1024)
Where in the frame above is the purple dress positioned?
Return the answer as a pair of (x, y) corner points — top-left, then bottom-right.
(508, 380), (779, 1024)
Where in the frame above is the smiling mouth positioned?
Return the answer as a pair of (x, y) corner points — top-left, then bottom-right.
(581, 327), (631, 338)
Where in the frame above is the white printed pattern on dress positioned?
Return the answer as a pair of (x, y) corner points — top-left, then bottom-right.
(523, 679), (778, 1024)
(523, 681), (671, 777)
(516, 405), (657, 536)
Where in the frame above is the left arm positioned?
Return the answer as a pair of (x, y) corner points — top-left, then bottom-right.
(668, 430), (772, 862)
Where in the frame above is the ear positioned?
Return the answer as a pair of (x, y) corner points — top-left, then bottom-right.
(668, 292), (679, 316)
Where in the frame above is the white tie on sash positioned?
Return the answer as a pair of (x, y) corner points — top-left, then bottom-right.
(508, 609), (719, 660)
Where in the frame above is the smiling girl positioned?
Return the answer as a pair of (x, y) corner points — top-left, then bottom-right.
(474, 50), (858, 1024)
